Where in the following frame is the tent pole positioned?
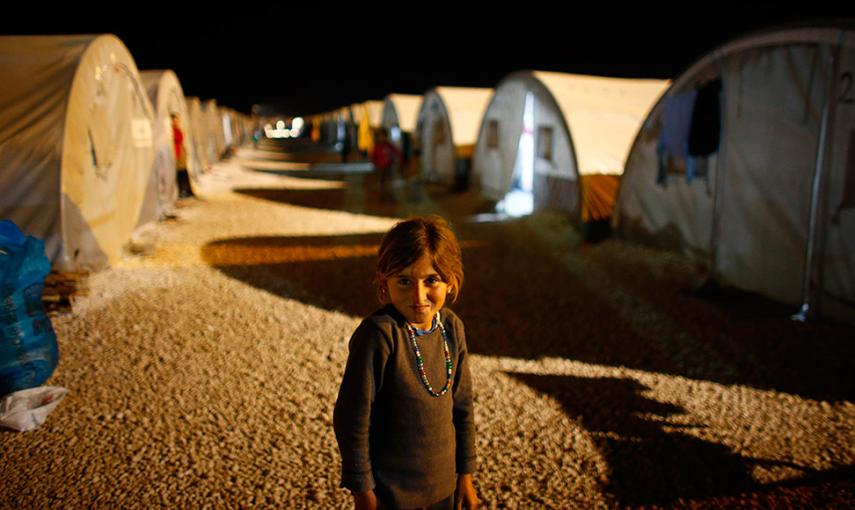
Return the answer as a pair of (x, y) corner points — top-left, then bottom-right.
(708, 51), (726, 286)
(792, 40), (841, 322)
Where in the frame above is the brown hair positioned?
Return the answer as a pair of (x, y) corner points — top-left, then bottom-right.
(375, 215), (464, 303)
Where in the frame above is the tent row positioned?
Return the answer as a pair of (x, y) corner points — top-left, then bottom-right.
(0, 34), (253, 273)
(309, 74), (668, 223)
(303, 21), (854, 322)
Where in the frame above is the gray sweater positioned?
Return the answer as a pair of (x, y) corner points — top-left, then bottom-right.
(333, 305), (477, 508)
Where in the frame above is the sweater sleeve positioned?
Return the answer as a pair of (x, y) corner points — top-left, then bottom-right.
(333, 320), (391, 492)
(450, 317), (477, 474)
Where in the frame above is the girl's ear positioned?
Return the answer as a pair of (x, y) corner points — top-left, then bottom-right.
(377, 274), (390, 303)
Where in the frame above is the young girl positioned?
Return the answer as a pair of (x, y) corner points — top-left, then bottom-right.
(334, 216), (479, 510)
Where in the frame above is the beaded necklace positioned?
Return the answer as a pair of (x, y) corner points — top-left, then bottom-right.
(405, 312), (453, 397)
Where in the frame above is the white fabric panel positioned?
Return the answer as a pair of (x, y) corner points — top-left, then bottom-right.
(0, 36), (81, 264)
(203, 99), (223, 162)
(821, 44), (855, 317)
(186, 97), (209, 170)
(716, 45), (826, 303)
(434, 87), (493, 146)
(0, 35), (155, 272)
(473, 81), (526, 201)
(534, 71), (669, 176)
(417, 91), (454, 186)
(530, 85), (579, 213)
(382, 94), (422, 132)
(364, 100), (383, 128)
(617, 124), (717, 258)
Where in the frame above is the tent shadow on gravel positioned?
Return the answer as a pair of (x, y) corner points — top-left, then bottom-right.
(505, 372), (852, 507)
(202, 222), (855, 403)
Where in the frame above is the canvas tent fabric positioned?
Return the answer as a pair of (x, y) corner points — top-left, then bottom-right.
(203, 99), (224, 163)
(0, 34), (156, 272)
(141, 69), (198, 218)
(416, 87), (493, 187)
(381, 94), (423, 152)
(472, 71), (668, 220)
(614, 24), (855, 322)
(186, 96), (210, 171)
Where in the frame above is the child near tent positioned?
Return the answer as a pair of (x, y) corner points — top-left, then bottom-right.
(333, 216), (479, 510)
(171, 113), (192, 198)
(371, 129), (403, 203)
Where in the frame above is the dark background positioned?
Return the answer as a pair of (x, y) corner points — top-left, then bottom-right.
(3, 6), (853, 116)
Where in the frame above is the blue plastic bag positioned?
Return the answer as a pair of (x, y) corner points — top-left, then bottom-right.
(0, 220), (59, 397)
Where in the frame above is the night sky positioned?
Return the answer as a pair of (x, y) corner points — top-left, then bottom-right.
(3, 6), (853, 117)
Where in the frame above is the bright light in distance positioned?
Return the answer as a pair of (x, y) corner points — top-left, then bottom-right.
(276, 120), (285, 129)
(497, 190), (534, 217)
(292, 117), (304, 130)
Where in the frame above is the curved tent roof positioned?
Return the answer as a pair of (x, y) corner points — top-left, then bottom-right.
(364, 100), (384, 129)
(417, 87), (493, 186)
(472, 71), (667, 221)
(382, 94), (423, 133)
(141, 69), (197, 216)
(0, 34), (156, 272)
(614, 23), (855, 322)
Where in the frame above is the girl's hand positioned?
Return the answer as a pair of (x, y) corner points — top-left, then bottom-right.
(353, 489), (378, 510)
(455, 474), (479, 509)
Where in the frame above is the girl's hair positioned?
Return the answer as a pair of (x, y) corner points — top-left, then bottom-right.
(376, 215), (464, 303)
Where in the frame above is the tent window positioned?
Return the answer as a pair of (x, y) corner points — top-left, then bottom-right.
(537, 126), (553, 161)
(487, 120), (499, 149)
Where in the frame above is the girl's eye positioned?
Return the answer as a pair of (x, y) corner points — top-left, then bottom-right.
(397, 278), (410, 286)
(426, 276), (441, 285)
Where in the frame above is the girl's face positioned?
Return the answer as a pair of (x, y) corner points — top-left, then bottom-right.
(382, 254), (450, 330)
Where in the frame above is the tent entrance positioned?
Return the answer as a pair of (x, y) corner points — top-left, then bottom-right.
(498, 92), (535, 216)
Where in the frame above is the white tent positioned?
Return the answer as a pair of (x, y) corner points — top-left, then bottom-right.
(416, 87), (493, 188)
(614, 24), (855, 322)
(186, 97), (209, 171)
(381, 93), (423, 151)
(141, 70), (198, 216)
(203, 99), (225, 162)
(472, 71), (668, 220)
(0, 34), (155, 272)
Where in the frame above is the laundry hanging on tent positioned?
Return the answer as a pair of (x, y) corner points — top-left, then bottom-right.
(688, 78), (722, 156)
(657, 79), (723, 186)
(656, 89), (696, 185)
(686, 78), (723, 182)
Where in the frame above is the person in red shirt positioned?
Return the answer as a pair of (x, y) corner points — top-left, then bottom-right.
(172, 113), (192, 198)
(371, 129), (403, 203)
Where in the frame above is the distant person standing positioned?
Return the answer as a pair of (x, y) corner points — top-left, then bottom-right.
(172, 113), (192, 198)
(371, 129), (403, 203)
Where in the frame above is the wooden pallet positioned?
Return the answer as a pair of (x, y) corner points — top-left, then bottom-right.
(42, 271), (89, 313)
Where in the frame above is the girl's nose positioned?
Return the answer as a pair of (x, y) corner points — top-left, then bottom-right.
(412, 282), (427, 300)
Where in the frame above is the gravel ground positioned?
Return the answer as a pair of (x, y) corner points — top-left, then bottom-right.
(1, 141), (853, 509)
